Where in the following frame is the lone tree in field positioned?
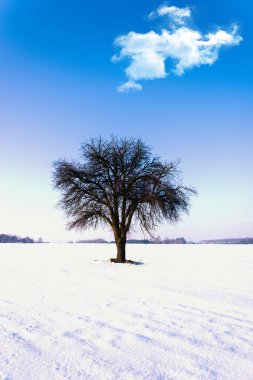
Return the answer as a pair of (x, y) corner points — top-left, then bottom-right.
(53, 137), (196, 263)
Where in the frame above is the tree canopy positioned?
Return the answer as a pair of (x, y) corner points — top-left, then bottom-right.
(53, 136), (196, 262)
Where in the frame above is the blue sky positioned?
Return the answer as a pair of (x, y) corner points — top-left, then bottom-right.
(0, 0), (252, 241)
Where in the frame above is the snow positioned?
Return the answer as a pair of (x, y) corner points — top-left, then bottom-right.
(0, 243), (253, 380)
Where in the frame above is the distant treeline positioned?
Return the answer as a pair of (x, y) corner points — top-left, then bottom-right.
(74, 237), (253, 244)
(76, 238), (108, 244)
(201, 238), (253, 244)
(75, 237), (187, 244)
(151, 237), (187, 244)
(3, 234), (252, 245)
(0, 234), (35, 243)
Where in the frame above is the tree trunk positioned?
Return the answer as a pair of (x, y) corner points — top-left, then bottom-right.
(116, 236), (126, 263)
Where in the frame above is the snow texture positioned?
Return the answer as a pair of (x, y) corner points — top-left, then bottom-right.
(0, 244), (253, 380)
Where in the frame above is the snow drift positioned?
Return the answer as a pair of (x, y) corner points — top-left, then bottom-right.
(0, 244), (253, 379)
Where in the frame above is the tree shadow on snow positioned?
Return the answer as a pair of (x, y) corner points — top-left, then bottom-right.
(109, 258), (144, 265)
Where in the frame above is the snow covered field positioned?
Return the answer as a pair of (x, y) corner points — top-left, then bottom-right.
(0, 244), (253, 380)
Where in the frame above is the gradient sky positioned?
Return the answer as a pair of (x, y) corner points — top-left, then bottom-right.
(1, 0), (252, 242)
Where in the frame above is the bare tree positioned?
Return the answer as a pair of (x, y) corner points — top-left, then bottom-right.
(53, 137), (196, 263)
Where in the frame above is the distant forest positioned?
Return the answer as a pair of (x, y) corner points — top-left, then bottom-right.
(76, 237), (187, 244)
(200, 238), (253, 244)
(75, 237), (253, 244)
(0, 234), (35, 243)
(1, 234), (252, 244)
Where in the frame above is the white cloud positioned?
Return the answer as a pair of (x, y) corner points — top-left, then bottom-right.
(113, 4), (242, 92)
(117, 81), (143, 93)
(151, 5), (191, 26)
(167, 25), (242, 76)
(115, 31), (167, 81)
